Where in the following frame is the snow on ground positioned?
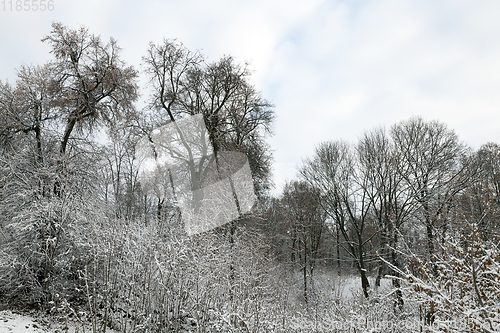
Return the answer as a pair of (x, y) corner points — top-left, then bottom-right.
(302, 272), (394, 301)
(0, 309), (114, 333)
(0, 310), (45, 333)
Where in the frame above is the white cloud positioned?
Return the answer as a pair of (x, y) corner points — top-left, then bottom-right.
(1, 0), (500, 195)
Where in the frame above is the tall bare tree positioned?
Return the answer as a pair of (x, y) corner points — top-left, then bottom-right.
(142, 40), (274, 201)
(281, 181), (325, 304)
(453, 142), (500, 240)
(300, 141), (375, 298)
(390, 117), (472, 273)
(357, 127), (418, 309)
(42, 22), (138, 157)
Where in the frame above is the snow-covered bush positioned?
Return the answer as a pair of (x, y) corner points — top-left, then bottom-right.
(394, 223), (500, 332)
(80, 216), (286, 332)
(0, 187), (94, 307)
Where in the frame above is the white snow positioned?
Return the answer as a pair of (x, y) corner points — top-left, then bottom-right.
(0, 310), (116, 333)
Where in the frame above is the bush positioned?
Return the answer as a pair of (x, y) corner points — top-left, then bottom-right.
(394, 223), (500, 332)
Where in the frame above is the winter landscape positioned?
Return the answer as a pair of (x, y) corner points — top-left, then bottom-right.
(2, 2), (500, 333)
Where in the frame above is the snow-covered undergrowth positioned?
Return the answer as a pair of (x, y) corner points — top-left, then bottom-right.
(2, 206), (499, 332)
(0, 217), (407, 333)
(0, 270), (483, 333)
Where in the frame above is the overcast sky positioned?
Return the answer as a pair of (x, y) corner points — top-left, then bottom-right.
(1, 0), (500, 195)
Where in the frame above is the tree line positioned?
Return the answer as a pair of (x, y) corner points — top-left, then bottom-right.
(264, 117), (500, 328)
(0, 23), (280, 332)
(1, 22), (499, 332)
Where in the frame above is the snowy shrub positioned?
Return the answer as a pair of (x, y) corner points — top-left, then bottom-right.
(394, 223), (500, 332)
(78, 216), (286, 333)
(0, 191), (93, 307)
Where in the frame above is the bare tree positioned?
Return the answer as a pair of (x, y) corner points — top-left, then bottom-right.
(280, 181), (325, 304)
(42, 22), (138, 157)
(390, 117), (472, 273)
(0, 65), (57, 161)
(100, 126), (149, 221)
(142, 40), (274, 202)
(453, 142), (500, 240)
(357, 127), (418, 309)
(300, 141), (375, 298)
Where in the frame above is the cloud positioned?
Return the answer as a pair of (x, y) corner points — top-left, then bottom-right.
(263, 0), (500, 193)
(1, 0), (500, 196)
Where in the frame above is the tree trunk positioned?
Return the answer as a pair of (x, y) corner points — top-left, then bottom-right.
(426, 221), (434, 258)
(54, 117), (77, 196)
(375, 264), (384, 288)
(426, 222), (438, 276)
(34, 124), (47, 197)
(336, 227), (341, 277)
(360, 265), (370, 299)
(303, 241), (308, 304)
(357, 226), (370, 298)
(391, 233), (404, 312)
(60, 117), (77, 155)
(375, 228), (387, 288)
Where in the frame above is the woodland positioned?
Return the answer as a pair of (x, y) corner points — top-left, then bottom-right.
(1, 23), (500, 332)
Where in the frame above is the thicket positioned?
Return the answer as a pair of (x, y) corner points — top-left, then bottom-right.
(1, 22), (500, 333)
